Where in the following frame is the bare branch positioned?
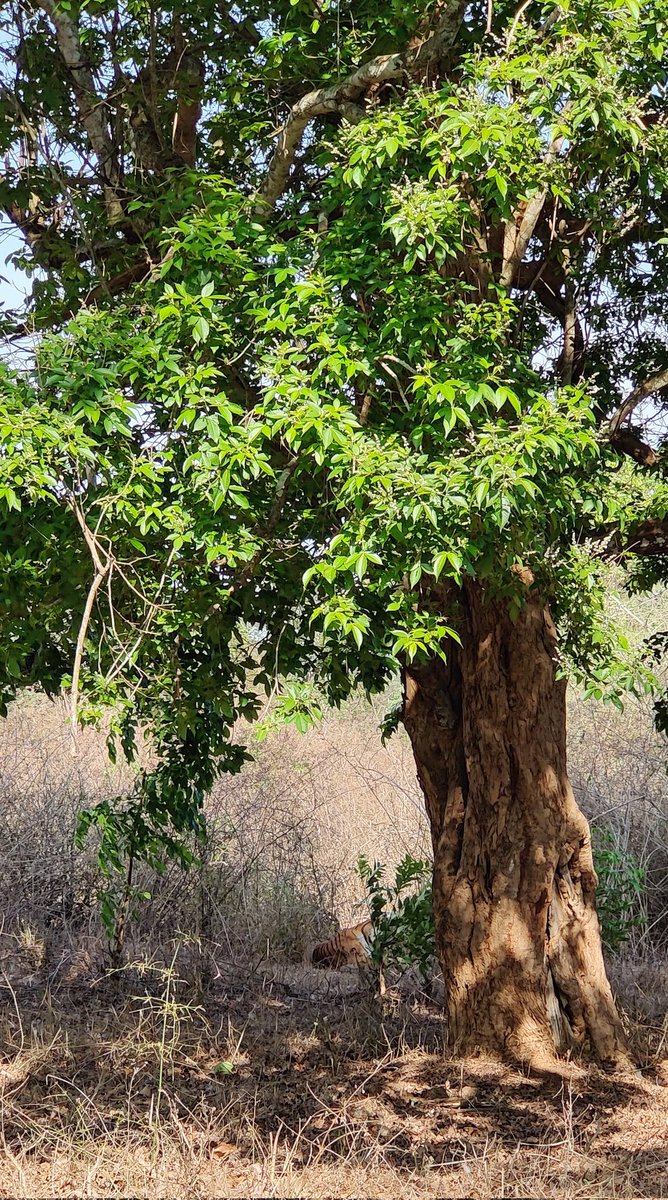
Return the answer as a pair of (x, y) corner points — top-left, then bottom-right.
(105, 547), (177, 687)
(69, 499), (109, 574)
(500, 124), (567, 289)
(499, 108), (576, 291)
(506, 0), (534, 48)
(256, 1), (466, 212)
(607, 367), (668, 437)
(520, 261), (586, 383)
(70, 564), (109, 753)
(85, 257), (156, 305)
(609, 428), (658, 467)
(67, 501), (113, 751)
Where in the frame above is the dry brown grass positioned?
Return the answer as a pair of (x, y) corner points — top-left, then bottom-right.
(3, 680), (667, 951)
(0, 949), (667, 1200)
(1, 675), (668, 1197)
(0, 689), (432, 970)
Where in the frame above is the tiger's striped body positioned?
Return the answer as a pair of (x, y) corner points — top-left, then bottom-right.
(311, 920), (374, 968)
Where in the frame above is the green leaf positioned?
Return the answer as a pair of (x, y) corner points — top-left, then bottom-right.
(192, 316), (210, 344)
(433, 551), (448, 580)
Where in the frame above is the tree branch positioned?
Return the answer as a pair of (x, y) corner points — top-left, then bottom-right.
(256, 1), (466, 212)
(67, 501), (113, 751)
(561, 282), (577, 386)
(37, 0), (123, 223)
(171, 20), (204, 166)
(70, 563), (109, 752)
(105, 547), (176, 687)
(608, 427), (658, 467)
(500, 129), (566, 289)
(500, 187), (552, 289)
(84, 255), (159, 307)
(228, 457), (299, 593)
(172, 57), (204, 165)
(607, 367), (668, 437)
(531, 264), (586, 383)
(602, 518), (668, 559)
(628, 519), (668, 555)
(506, 0), (534, 48)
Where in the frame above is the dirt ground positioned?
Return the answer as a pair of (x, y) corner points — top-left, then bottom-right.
(1, 948), (667, 1199)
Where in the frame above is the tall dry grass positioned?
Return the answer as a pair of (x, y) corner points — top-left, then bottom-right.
(0, 688), (432, 982)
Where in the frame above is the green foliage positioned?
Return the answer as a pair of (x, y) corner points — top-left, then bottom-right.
(592, 825), (647, 952)
(357, 853), (435, 979)
(214, 1060), (235, 1076)
(254, 682), (323, 741)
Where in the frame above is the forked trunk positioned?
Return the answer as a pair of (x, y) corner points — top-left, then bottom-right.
(402, 581), (632, 1070)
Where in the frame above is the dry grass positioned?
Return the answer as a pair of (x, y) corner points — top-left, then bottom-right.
(0, 949), (667, 1200)
(0, 689), (432, 970)
(0, 955), (662, 1200)
(1, 673), (668, 1197)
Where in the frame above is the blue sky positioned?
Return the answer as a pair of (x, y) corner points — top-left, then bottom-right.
(0, 222), (30, 310)
(0, 221), (39, 366)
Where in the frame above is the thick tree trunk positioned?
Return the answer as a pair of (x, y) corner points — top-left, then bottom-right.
(402, 581), (632, 1070)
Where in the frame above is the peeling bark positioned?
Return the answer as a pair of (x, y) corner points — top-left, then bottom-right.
(402, 581), (632, 1070)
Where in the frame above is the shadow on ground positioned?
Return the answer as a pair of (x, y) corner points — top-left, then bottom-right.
(0, 952), (667, 1198)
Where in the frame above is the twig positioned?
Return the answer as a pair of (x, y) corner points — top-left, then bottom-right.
(70, 562), (109, 751)
(377, 356), (411, 410)
(506, 0), (534, 48)
(105, 546), (176, 685)
(36, 0), (123, 223)
(229, 458), (299, 593)
(113, 560), (175, 610)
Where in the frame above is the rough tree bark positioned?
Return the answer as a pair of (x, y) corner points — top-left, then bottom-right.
(401, 579), (633, 1070)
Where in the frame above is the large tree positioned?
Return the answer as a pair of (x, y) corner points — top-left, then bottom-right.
(1, 0), (668, 1068)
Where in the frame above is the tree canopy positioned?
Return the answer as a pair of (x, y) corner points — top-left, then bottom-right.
(1, 0), (668, 889)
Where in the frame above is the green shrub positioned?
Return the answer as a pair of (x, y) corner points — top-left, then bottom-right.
(592, 824), (646, 952)
(356, 853), (434, 980)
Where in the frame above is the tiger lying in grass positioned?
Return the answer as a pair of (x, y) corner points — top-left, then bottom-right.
(310, 919), (374, 968)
